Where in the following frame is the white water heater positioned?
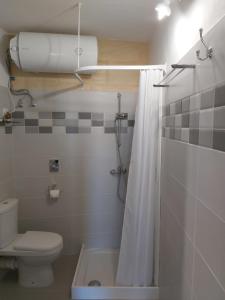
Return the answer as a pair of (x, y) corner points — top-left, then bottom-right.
(10, 32), (98, 74)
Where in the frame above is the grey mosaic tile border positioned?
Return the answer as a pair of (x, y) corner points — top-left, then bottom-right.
(2, 111), (135, 135)
(162, 83), (225, 152)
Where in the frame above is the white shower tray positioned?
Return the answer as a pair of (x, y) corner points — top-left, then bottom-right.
(71, 244), (158, 300)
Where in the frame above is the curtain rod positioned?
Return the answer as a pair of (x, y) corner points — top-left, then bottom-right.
(76, 65), (166, 73)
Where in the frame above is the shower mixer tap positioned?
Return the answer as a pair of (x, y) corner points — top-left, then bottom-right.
(110, 166), (127, 175)
(115, 112), (128, 120)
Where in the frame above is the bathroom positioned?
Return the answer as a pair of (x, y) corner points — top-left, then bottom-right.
(0, 0), (225, 299)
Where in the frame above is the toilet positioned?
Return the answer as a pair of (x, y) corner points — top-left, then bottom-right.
(0, 198), (63, 287)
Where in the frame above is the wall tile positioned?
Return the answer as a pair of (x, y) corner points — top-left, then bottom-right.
(164, 207), (194, 288)
(104, 127), (115, 133)
(189, 111), (199, 129)
(65, 119), (78, 127)
(5, 126), (12, 134)
(214, 107), (225, 129)
(198, 129), (213, 148)
(79, 119), (91, 127)
(25, 119), (39, 126)
(175, 114), (182, 127)
(199, 108), (214, 128)
(193, 252), (225, 300)
(66, 112), (78, 119)
(39, 126), (52, 134)
(170, 102), (176, 115)
(175, 100), (182, 114)
(78, 112), (91, 119)
(53, 119), (65, 126)
(190, 93), (201, 111)
(39, 119), (53, 127)
(175, 128), (181, 140)
(166, 104), (170, 116)
(52, 112), (65, 119)
(91, 112), (104, 121)
(12, 111), (24, 119)
(200, 89), (215, 109)
(189, 129), (199, 145)
(25, 126), (39, 134)
(213, 130), (225, 151)
(182, 113), (189, 128)
(181, 128), (189, 143)
(215, 84), (225, 108)
(52, 126), (65, 134)
(25, 111), (38, 119)
(79, 127), (91, 134)
(39, 112), (52, 119)
(195, 201), (225, 289)
(197, 146), (225, 221)
(166, 139), (199, 195)
(182, 97), (190, 113)
(92, 120), (104, 127)
(66, 126), (79, 134)
(165, 174), (196, 240)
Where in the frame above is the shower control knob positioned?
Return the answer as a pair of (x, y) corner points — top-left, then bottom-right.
(110, 169), (118, 175)
(110, 167), (127, 175)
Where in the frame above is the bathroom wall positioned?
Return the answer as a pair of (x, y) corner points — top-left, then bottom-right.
(150, 0), (225, 64)
(0, 28), (14, 204)
(8, 36), (145, 255)
(11, 90), (136, 255)
(0, 87), (14, 202)
(159, 13), (225, 300)
(0, 28), (9, 87)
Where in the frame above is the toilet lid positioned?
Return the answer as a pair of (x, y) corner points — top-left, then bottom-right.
(14, 231), (63, 252)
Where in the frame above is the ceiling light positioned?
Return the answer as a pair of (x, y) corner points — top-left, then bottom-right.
(155, 1), (171, 21)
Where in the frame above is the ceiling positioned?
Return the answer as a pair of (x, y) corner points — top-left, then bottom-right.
(0, 0), (160, 42)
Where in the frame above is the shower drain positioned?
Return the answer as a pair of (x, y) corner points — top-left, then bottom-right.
(88, 280), (101, 286)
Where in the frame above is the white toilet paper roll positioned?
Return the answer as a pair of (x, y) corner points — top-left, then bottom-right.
(49, 189), (60, 199)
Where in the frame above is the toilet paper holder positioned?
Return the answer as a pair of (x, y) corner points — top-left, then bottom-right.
(48, 184), (60, 200)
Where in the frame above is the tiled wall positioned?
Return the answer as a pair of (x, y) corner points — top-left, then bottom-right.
(11, 90), (136, 255)
(162, 83), (225, 151)
(160, 16), (225, 300)
(9, 110), (134, 135)
(0, 86), (14, 202)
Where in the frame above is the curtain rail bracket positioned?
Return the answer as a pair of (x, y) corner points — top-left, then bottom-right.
(153, 64), (196, 87)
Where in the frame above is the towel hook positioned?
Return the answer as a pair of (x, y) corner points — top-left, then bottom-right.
(196, 28), (213, 61)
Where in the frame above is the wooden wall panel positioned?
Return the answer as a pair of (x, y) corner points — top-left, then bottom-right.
(11, 39), (149, 92)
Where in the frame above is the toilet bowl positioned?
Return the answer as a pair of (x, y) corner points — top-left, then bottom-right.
(0, 199), (63, 287)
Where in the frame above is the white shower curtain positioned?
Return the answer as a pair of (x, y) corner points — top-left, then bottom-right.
(116, 69), (163, 287)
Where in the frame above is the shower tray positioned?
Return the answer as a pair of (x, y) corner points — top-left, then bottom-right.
(71, 245), (158, 300)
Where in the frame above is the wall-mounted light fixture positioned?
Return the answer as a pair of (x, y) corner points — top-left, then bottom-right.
(155, 0), (171, 21)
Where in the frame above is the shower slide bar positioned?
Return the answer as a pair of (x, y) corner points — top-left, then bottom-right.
(153, 64), (196, 87)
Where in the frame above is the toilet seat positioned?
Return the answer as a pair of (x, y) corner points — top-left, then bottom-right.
(0, 231), (63, 257)
(14, 231), (62, 252)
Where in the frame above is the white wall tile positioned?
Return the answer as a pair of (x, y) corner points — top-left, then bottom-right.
(190, 94), (201, 112)
(193, 252), (225, 300)
(195, 201), (225, 289)
(197, 146), (225, 222)
(164, 174), (196, 241)
(199, 108), (214, 128)
(166, 139), (199, 196)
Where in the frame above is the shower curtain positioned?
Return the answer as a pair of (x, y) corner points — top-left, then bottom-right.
(116, 69), (163, 287)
